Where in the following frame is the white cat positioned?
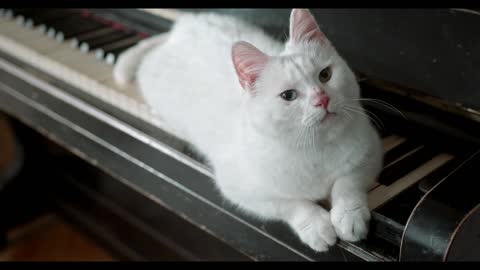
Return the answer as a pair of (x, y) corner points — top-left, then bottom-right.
(114, 9), (383, 252)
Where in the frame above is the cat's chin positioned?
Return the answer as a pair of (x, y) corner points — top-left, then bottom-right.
(320, 112), (336, 124)
(313, 111), (338, 130)
(313, 112), (353, 142)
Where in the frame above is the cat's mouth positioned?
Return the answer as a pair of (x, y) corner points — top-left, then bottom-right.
(302, 110), (336, 127)
(320, 111), (336, 124)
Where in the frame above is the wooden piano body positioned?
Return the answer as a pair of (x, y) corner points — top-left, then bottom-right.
(0, 8), (479, 261)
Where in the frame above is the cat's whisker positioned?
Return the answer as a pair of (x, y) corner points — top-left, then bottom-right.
(290, 130), (300, 169)
(362, 109), (384, 128)
(282, 30), (289, 41)
(304, 127), (311, 151)
(302, 114), (315, 127)
(344, 104), (384, 128)
(343, 106), (383, 129)
(329, 99), (345, 108)
(292, 126), (301, 149)
(342, 109), (354, 122)
(312, 126), (319, 158)
(289, 119), (305, 154)
(292, 124), (309, 160)
(295, 127), (306, 151)
(353, 98), (407, 119)
(344, 106), (382, 128)
(365, 110), (385, 128)
(306, 127), (314, 160)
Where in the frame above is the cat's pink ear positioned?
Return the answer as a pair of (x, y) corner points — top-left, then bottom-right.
(289, 9), (327, 44)
(232, 41), (269, 91)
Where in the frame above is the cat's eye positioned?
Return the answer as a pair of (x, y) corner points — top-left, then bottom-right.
(280, 89), (298, 101)
(319, 66), (332, 83)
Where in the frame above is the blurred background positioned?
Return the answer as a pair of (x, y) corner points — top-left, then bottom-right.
(0, 115), (114, 261)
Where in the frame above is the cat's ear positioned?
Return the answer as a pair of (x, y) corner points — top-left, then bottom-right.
(289, 9), (327, 44)
(232, 41), (269, 91)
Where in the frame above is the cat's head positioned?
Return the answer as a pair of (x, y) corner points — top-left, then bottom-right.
(232, 9), (361, 143)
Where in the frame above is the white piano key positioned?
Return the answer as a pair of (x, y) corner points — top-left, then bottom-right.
(384, 145), (424, 169)
(3, 9), (13, 20)
(0, 20), (34, 35)
(0, 29), (155, 128)
(0, 15), (10, 24)
(0, 20), (116, 82)
(0, 20), (63, 53)
(383, 135), (406, 152)
(47, 47), (114, 81)
(368, 153), (454, 210)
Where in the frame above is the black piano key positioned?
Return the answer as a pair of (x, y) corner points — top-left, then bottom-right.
(10, 8), (29, 15)
(3, 9), (13, 20)
(11, 8), (36, 17)
(383, 139), (423, 166)
(70, 27), (117, 48)
(103, 44), (136, 65)
(79, 31), (136, 53)
(102, 37), (144, 65)
(26, 9), (70, 23)
(43, 14), (86, 37)
(417, 156), (466, 193)
(11, 8), (35, 24)
(379, 128), (391, 138)
(28, 10), (74, 31)
(8, 9), (31, 19)
(104, 43), (138, 65)
(374, 180), (427, 226)
(55, 20), (107, 42)
(45, 13), (101, 41)
(95, 35), (143, 61)
(43, 12), (84, 28)
(18, 9), (59, 28)
(378, 146), (439, 186)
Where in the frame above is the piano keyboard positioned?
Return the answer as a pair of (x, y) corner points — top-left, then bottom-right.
(0, 9), (163, 128)
(0, 8), (457, 211)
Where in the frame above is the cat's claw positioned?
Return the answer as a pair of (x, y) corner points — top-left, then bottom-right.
(330, 204), (370, 242)
(292, 208), (337, 252)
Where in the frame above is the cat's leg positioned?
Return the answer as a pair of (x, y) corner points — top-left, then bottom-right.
(329, 174), (372, 242)
(220, 188), (337, 252)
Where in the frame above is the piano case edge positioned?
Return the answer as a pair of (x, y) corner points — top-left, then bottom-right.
(400, 150), (480, 261)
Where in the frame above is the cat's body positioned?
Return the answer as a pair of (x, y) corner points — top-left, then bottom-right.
(114, 9), (383, 252)
(135, 14), (282, 157)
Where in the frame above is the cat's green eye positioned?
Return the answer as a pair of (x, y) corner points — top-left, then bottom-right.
(280, 89), (298, 101)
(319, 66), (332, 83)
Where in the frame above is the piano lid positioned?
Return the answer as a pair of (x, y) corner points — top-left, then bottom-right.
(142, 9), (480, 118)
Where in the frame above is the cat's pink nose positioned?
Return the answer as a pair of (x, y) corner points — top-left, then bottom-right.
(312, 91), (330, 108)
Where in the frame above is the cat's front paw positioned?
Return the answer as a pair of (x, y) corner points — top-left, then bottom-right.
(291, 207), (337, 252)
(330, 204), (370, 242)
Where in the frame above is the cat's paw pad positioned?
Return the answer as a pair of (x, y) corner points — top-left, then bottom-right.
(330, 205), (370, 242)
(292, 209), (337, 252)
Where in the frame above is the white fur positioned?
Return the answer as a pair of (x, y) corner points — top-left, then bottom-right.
(114, 33), (169, 86)
(114, 9), (383, 252)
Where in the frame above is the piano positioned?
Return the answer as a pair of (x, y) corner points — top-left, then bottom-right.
(0, 8), (479, 261)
